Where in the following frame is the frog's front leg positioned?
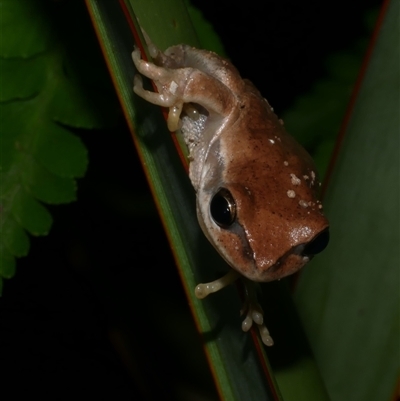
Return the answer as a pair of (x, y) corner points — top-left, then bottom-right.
(195, 271), (274, 346)
(132, 48), (236, 132)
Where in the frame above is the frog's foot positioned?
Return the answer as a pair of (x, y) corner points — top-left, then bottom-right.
(241, 279), (274, 346)
(132, 46), (236, 132)
(194, 271), (274, 346)
(132, 48), (184, 131)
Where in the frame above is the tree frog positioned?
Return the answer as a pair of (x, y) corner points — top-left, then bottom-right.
(132, 40), (329, 346)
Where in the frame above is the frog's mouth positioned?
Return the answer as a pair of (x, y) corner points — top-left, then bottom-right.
(265, 246), (311, 281)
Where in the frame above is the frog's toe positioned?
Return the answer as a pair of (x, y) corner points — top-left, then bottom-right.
(140, 28), (159, 56)
(258, 325), (274, 346)
(147, 42), (159, 59)
(241, 300), (273, 346)
(131, 47), (142, 66)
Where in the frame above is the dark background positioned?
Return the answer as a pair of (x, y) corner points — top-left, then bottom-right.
(0, 0), (381, 399)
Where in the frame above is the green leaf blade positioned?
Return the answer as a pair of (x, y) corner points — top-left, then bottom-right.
(0, 0), (119, 287)
(293, 2), (399, 400)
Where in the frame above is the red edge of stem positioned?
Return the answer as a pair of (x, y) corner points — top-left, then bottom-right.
(390, 375), (400, 401)
(250, 328), (282, 401)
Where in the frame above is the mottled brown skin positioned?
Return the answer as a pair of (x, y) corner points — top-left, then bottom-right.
(132, 44), (329, 282)
(200, 81), (328, 281)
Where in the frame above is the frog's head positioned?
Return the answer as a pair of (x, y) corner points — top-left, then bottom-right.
(196, 108), (329, 282)
(197, 178), (329, 282)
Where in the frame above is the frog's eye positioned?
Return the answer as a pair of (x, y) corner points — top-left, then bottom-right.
(210, 188), (236, 228)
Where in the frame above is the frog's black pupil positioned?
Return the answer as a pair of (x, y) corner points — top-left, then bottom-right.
(303, 229), (330, 256)
(210, 189), (236, 228)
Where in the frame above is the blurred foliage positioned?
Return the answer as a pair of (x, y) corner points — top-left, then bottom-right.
(0, 0), (119, 292)
(294, 2), (399, 400)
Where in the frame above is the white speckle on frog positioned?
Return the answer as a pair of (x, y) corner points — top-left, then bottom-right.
(303, 175), (309, 180)
(290, 173), (301, 186)
(269, 139), (275, 144)
(299, 200), (308, 208)
(169, 80), (178, 94)
(244, 186), (252, 195)
(287, 190), (296, 198)
(279, 119), (284, 125)
(284, 161), (289, 166)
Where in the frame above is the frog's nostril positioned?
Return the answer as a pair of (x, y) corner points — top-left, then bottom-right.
(303, 229), (330, 256)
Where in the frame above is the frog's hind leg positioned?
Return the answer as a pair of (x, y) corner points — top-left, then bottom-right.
(133, 73), (183, 132)
(132, 48), (174, 84)
(132, 47), (236, 132)
(132, 48), (181, 107)
(133, 74), (173, 107)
